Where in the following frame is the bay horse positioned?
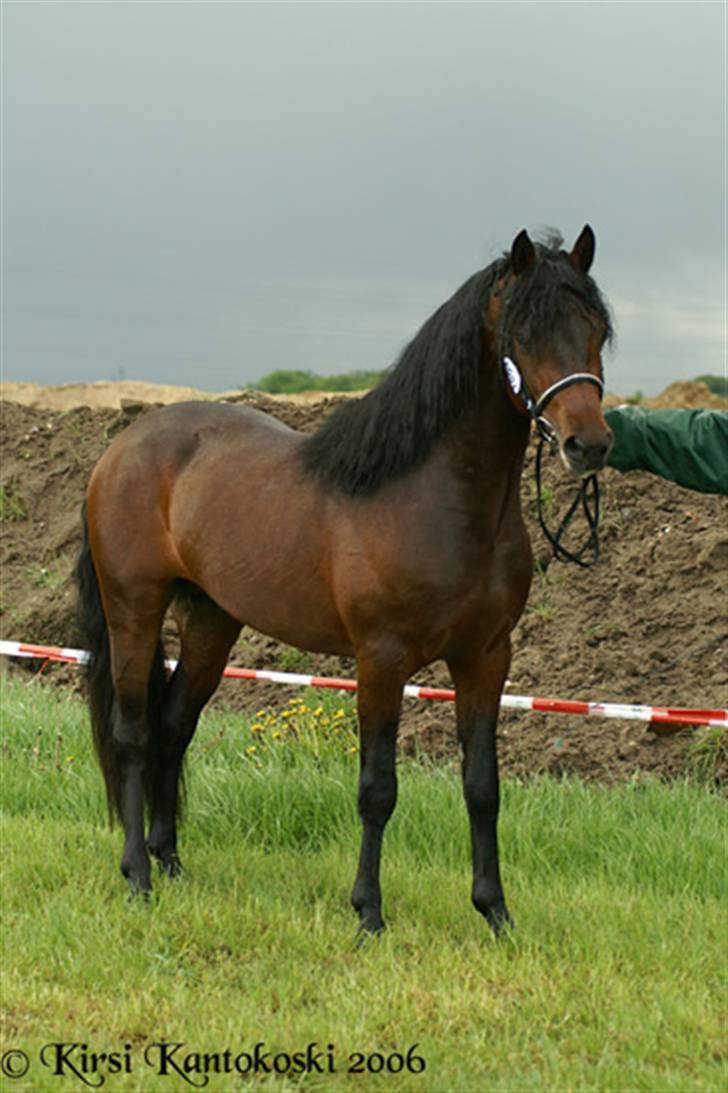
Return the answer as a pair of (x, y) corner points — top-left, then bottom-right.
(75, 226), (613, 935)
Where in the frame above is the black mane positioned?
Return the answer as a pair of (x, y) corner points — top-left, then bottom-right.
(302, 235), (613, 497)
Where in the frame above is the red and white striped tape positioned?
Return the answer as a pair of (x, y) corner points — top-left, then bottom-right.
(1, 639), (725, 730)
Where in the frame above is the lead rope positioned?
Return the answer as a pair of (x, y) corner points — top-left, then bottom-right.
(535, 435), (601, 567)
(502, 356), (604, 568)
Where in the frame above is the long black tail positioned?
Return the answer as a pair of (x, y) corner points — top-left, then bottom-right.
(74, 505), (167, 825)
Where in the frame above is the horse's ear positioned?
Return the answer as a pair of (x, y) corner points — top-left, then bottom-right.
(510, 229), (536, 275)
(570, 224), (595, 275)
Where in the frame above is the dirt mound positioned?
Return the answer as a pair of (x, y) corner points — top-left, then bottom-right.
(1, 387), (725, 785)
(5, 377), (725, 413)
(0, 380), (237, 411)
(0, 380), (362, 412)
(644, 381), (728, 411)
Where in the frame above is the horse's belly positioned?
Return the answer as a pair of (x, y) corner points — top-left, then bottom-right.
(245, 614), (354, 658)
(171, 478), (352, 655)
(217, 572), (353, 657)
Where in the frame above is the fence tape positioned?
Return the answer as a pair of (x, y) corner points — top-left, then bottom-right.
(1, 639), (725, 730)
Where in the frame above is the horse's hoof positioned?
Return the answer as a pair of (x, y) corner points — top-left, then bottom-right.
(352, 902), (385, 941)
(154, 853), (183, 879)
(486, 903), (514, 938)
(124, 881), (152, 905)
(121, 861), (152, 901)
(353, 920), (385, 950)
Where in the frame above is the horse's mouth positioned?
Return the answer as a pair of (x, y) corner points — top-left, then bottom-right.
(558, 432), (614, 477)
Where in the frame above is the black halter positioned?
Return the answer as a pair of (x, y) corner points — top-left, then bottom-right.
(502, 356), (604, 568)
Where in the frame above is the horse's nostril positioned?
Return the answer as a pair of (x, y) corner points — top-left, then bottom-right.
(564, 435), (586, 458)
(564, 434), (610, 470)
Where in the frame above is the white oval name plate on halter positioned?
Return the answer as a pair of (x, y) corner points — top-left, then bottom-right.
(503, 356), (522, 395)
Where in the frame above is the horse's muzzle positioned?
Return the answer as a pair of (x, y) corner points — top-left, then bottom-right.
(562, 428), (613, 476)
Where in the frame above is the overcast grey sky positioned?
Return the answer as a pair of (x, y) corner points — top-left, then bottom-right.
(2, 1), (725, 395)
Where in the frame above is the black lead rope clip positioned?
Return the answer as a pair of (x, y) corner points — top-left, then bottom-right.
(503, 356), (602, 568)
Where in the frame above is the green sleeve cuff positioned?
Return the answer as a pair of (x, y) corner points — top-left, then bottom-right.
(604, 407), (728, 495)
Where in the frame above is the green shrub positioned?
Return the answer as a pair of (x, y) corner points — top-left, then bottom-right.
(693, 373), (728, 397)
(250, 369), (383, 394)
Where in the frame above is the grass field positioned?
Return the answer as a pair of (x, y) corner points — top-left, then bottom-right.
(0, 673), (725, 1092)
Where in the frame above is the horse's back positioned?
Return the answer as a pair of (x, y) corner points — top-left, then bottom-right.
(86, 400), (351, 651)
(113, 399), (296, 457)
(90, 400), (300, 485)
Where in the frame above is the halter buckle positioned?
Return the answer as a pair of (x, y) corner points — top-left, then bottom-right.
(535, 415), (557, 445)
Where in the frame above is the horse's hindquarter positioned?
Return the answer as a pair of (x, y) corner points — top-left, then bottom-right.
(164, 405), (351, 653)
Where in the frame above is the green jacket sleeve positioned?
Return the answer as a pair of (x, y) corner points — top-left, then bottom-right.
(604, 407), (728, 495)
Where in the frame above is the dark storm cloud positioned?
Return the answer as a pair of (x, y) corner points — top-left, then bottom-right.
(2, 1), (724, 394)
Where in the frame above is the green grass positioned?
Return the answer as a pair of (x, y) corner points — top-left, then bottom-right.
(0, 482), (28, 522)
(0, 675), (725, 1092)
(274, 645), (316, 675)
(25, 563), (67, 593)
(250, 369), (383, 394)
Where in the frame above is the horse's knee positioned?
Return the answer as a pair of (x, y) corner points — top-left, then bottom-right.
(358, 770), (397, 828)
(463, 778), (499, 822)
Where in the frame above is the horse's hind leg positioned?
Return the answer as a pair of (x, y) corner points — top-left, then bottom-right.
(104, 585), (172, 896)
(147, 589), (241, 877)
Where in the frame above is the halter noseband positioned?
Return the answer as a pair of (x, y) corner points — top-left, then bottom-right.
(502, 356), (605, 442)
(502, 355), (605, 568)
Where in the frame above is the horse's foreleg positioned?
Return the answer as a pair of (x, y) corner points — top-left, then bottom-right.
(350, 656), (405, 934)
(448, 639), (513, 936)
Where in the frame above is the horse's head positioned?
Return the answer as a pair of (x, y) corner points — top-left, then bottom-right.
(488, 225), (614, 476)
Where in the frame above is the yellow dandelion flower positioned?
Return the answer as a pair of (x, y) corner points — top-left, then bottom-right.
(271, 731), (281, 739)
(251, 723), (264, 733)
(246, 745), (257, 755)
(335, 709), (346, 719)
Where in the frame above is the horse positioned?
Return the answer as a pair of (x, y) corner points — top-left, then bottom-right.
(75, 225), (614, 936)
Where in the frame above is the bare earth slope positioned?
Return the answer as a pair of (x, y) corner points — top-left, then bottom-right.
(1, 381), (726, 783)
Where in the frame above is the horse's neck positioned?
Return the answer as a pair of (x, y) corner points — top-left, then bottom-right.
(447, 349), (531, 493)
